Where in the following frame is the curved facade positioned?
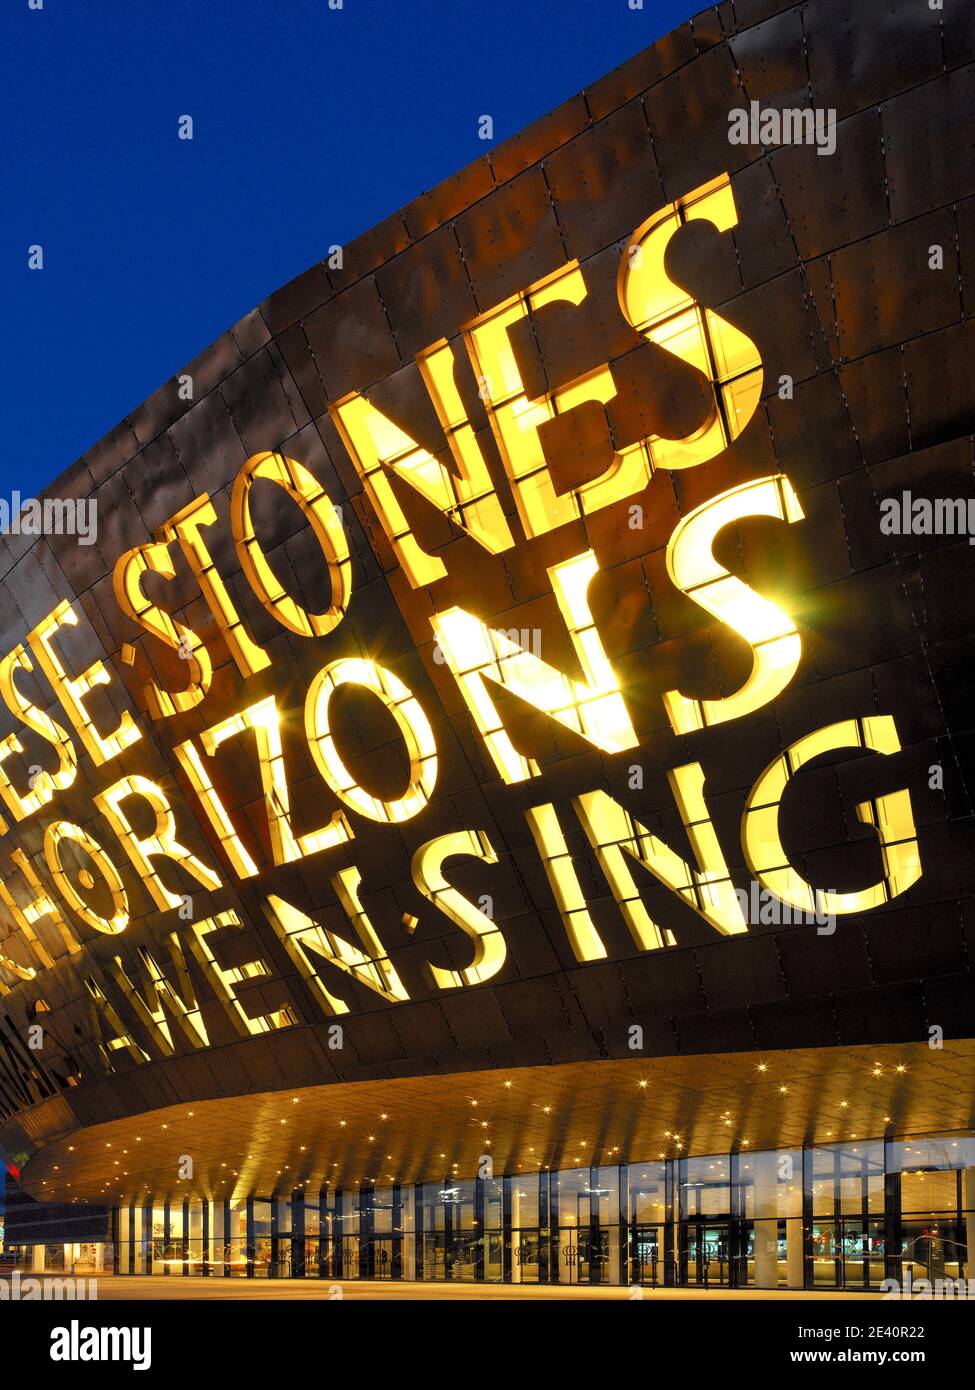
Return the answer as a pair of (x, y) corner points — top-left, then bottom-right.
(2, 0), (975, 1289)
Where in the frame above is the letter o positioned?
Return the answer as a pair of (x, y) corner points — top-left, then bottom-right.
(231, 451), (351, 637)
(304, 658), (437, 823)
(44, 820), (129, 934)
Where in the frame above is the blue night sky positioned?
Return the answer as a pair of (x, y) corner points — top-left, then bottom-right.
(4, 0), (697, 498)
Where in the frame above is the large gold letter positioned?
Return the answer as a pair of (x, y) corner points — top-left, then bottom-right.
(44, 821), (129, 936)
(263, 871), (410, 1014)
(95, 776), (222, 911)
(574, 764), (746, 949)
(162, 494), (270, 677)
(411, 830), (505, 988)
(432, 550), (637, 783)
(742, 716), (921, 915)
(231, 452), (352, 637)
(0, 644), (77, 820)
(198, 696), (351, 869)
(664, 475), (804, 733)
(28, 602), (141, 766)
(304, 658), (437, 822)
(113, 540), (212, 718)
(332, 340), (514, 588)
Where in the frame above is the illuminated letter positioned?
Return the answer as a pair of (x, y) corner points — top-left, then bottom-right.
(231, 451), (352, 636)
(28, 602), (141, 766)
(574, 763), (747, 949)
(332, 340), (514, 588)
(44, 820), (129, 935)
(161, 494), (270, 678)
(263, 869), (410, 1014)
(84, 976), (150, 1069)
(617, 173), (763, 470)
(304, 659), (437, 822)
(113, 539), (212, 718)
(432, 550), (637, 782)
(0, 644), (77, 820)
(188, 909), (298, 1036)
(104, 938), (209, 1053)
(663, 475), (804, 733)
(742, 716), (922, 915)
(95, 776), (223, 911)
(0, 848), (80, 966)
(0, 950), (35, 986)
(524, 803), (607, 962)
(411, 830), (505, 988)
(462, 174), (762, 538)
(172, 737), (260, 879)
(465, 263), (610, 537)
(199, 696), (351, 869)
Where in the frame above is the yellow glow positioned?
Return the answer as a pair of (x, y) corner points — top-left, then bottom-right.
(231, 451), (352, 637)
(27, 601), (141, 766)
(333, 344), (514, 587)
(411, 829), (505, 988)
(172, 736), (260, 879)
(200, 696), (352, 868)
(664, 475), (804, 732)
(83, 976), (149, 1068)
(94, 775), (223, 912)
(162, 493), (270, 678)
(263, 873), (410, 1014)
(742, 715), (922, 915)
(0, 846), (79, 966)
(575, 763), (747, 947)
(464, 282), (579, 538)
(104, 939), (209, 1053)
(0, 948), (35, 985)
(188, 909), (297, 1036)
(618, 172), (763, 474)
(430, 550), (637, 783)
(0, 644), (77, 820)
(44, 820), (129, 935)
(113, 540), (212, 719)
(524, 802), (607, 962)
(460, 175), (763, 539)
(304, 658), (437, 822)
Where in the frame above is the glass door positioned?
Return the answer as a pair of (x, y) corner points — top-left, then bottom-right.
(511, 1229), (541, 1282)
(632, 1224), (664, 1285)
(681, 1220), (731, 1287)
(368, 1237), (396, 1279)
(339, 1238), (359, 1279)
(558, 1228), (588, 1284)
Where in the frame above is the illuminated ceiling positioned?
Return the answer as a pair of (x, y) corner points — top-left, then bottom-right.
(21, 1039), (975, 1205)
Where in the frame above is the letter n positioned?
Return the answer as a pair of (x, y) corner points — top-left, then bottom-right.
(573, 763), (747, 947)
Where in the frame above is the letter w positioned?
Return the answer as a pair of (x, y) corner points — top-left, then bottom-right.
(105, 936), (209, 1053)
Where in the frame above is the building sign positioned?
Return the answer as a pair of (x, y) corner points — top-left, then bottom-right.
(0, 159), (933, 1120)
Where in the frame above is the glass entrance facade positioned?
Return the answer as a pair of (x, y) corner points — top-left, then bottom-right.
(17, 1129), (971, 1291)
(93, 1128), (975, 1289)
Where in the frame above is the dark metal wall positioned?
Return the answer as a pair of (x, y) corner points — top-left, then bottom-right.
(2, 0), (975, 1159)
(3, 1176), (108, 1244)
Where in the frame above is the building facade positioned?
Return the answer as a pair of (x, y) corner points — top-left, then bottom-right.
(8, 1131), (975, 1290)
(3, 0), (975, 1293)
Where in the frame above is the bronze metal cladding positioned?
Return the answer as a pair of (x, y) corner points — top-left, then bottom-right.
(1, 0), (974, 1197)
